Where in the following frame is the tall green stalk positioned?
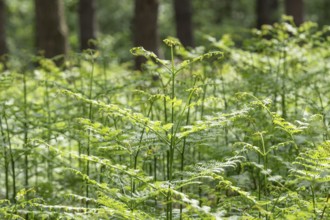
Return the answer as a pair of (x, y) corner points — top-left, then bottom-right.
(219, 67), (228, 146)
(132, 102), (154, 194)
(86, 51), (95, 207)
(280, 47), (287, 119)
(179, 77), (196, 219)
(198, 70), (208, 207)
(0, 111), (9, 200)
(2, 106), (16, 202)
(259, 132), (268, 219)
(44, 69), (52, 182)
(167, 44), (176, 220)
(320, 193), (329, 219)
(23, 70), (29, 189)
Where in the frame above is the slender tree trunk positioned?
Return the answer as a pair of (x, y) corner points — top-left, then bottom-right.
(256, 0), (278, 29)
(322, 0), (330, 25)
(0, 0), (8, 64)
(79, 0), (97, 50)
(35, 0), (69, 60)
(285, 0), (304, 26)
(133, 0), (159, 70)
(173, 0), (194, 47)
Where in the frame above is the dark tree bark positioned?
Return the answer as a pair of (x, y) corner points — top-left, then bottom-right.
(35, 0), (69, 60)
(285, 0), (304, 26)
(0, 0), (8, 60)
(173, 0), (194, 47)
(256, 0), (279, 29)
(322, 0), (330, 25)
(79, 0), (97, 50)
(133, 0), (160, 70)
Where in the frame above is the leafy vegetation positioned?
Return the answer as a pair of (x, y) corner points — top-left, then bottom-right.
(1, 18), (330, 219)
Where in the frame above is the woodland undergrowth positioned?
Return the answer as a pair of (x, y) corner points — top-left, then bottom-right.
(0, 18), (329, 219)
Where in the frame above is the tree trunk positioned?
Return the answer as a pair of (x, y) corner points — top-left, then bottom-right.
(256, 0), (279, 29)
(173, 0), (194, 47)
(133, 0), (159, 70)
(322, 0), (330, 25)
(285, 0), (304, 26)
(35, 0), (69, 60)
(79, 0), (97, 50)
(0, 0), (8, 59)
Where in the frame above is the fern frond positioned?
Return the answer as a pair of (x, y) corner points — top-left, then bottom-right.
(291, 141), (330, 183)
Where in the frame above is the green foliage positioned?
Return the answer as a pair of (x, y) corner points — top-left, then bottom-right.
(1, 21), (330, 220)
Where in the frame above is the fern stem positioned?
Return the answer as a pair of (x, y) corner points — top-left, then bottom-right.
(259, 132), (268, 219)
(132, 102), (154, 193)
(179, 77), (196, 219)
(86, 50), (95, 208)
(219, 67), (229, 146)
(23, 70), (29, 190)
(281, 48), (287, 119)
(3, 106), (16, 202)
(45, 69), (52, 182)
(310, 185), (317, 217)
(170, 45), (175, 182)
(167, 44), (176, 220)
(257, 144), (261, 218)
(320, 193), (329, 219)
(314, 84), (328, 140)
(198, 72), (208, 207)
(0, 110), (9, 200)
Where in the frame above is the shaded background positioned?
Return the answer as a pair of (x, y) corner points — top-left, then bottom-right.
(1, 0), (330, 64)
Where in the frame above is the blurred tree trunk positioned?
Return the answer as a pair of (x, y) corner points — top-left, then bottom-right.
(173, 0), (194, 47)
(79, 0), (97, 50)
(322, 0), (330, 25)
(285, 0), (304, 26)
(133, 0), (159, 70)
(256, 0), (278, 29)
(35, 0), (68, 61)
(0, 0), (8, 62)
